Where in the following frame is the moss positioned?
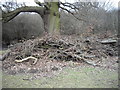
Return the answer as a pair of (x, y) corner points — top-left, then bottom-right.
(0, 49), (10, 55)
(48, 2), (60, 34)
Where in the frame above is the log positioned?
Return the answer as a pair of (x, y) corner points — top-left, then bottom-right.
(100, 39), (117, 44)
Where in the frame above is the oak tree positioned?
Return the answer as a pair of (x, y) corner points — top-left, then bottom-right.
(1, 0), (81, 34)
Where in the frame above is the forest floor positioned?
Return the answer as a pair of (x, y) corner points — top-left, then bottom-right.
(0, 33), (119, 88)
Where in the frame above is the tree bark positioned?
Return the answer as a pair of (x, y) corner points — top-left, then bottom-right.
(43, 2), (60, 34)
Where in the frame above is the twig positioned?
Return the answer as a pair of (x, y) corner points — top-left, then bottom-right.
(54, 50), (98, 66)
(60, 6), (86, 22)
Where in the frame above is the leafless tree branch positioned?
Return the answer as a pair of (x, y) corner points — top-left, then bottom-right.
(60, 6), (86, 22)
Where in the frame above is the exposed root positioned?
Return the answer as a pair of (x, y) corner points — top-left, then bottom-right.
(15, 56), (38, 65)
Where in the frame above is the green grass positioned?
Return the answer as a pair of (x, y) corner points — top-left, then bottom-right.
(0, 51), (2, 55)
(2, 66), (118, 88)
(0, 69), (2, 89)
(0, 49), (10, 55)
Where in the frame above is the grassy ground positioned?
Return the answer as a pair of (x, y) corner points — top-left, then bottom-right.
(0, 50), (9, 55)
(2, 66), (118, 88)
(0, 68), (2, 89)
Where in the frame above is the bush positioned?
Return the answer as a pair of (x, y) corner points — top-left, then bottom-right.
(2, 13), (44, 45)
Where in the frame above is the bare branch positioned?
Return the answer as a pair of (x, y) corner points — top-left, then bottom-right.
(60, 2), (79, 11)
(34, 0), (50, 10)
(60, 6), (86, 22)
(89, 2), (99, 8)
(2, 0), (27, 12)
(2, 6), (44, 23)
(34, 0), (43, 6)
(60, 2), (88, 19)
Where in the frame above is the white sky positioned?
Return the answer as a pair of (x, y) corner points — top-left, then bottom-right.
(0, 0), (119, 8)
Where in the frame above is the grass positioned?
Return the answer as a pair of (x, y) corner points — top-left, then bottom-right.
(0, 69), (2, 89)
(0, 51), (3, 55)
(0, 49), (10, 55)
(2, 66), (118, 88)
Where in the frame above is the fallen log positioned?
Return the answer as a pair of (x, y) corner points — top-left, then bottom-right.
(100, 39), (117, 44)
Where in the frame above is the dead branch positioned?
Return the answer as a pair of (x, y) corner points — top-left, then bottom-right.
(60, 6), (86, 22)
(15, 56), (38, 65)
(60, 2), (79, 10)
(70, 53), (98, 66)
(53, 49), (98, 66)
(2, 6), (44, 23)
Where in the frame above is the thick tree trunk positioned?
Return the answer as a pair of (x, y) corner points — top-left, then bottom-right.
(43, 2), (60, 34)
(2, 2), (60, 34)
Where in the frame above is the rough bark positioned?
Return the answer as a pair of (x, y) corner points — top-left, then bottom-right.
(48, 2), (60, 34)
(43, 2), (60, 34)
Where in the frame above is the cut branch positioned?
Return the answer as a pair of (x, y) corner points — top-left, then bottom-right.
(15, 56), (38, 65)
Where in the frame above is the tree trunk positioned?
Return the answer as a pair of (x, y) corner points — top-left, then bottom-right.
(2, 2), (60, 35)
(43, 2), (60, 34)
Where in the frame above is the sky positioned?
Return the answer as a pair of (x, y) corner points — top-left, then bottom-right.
(0, 0), (119, 8)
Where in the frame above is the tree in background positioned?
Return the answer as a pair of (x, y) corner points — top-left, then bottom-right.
(60, 0), (118, 35)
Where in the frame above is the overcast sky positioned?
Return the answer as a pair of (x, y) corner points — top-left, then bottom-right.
(0, 0), (119, 8)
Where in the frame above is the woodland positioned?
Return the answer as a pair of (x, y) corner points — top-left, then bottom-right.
(0, 0), (119, 88)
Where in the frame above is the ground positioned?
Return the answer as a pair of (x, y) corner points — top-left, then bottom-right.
(1, 63), (118, 88)
(0, 34), (118, 88)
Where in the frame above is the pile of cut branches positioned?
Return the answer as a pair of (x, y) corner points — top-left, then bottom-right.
(2, 34), (118, 74)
